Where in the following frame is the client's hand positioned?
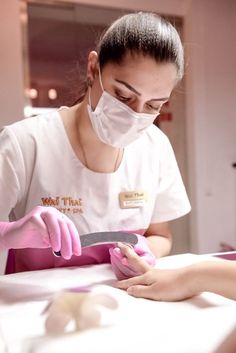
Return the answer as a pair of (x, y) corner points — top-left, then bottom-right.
(109, 234), (155, 280)
(117, 267), (195, 301)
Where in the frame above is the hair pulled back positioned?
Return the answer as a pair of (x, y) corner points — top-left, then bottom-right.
(97, 12), (184, 80)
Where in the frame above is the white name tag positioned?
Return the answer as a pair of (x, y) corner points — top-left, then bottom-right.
(119, 191), (148, 209)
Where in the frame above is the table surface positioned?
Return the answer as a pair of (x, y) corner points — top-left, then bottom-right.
(0, 253), (236, 353)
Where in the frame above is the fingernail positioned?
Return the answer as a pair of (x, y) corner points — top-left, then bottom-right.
(114, 248), (121, 255)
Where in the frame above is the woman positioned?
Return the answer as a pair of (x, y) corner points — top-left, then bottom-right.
(0, 12), (190, 277)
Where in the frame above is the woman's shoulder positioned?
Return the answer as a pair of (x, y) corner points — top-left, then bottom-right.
(145, 124), (169, 144)
(2, 109), (60, 134)
(126, 124), (172, 163)
(1, 109), (64, 147)
(134, 124), (171, 153)
(127, 124), (171, 153)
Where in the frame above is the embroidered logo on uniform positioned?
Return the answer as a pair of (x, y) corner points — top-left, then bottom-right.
(41, 196), (83, 214)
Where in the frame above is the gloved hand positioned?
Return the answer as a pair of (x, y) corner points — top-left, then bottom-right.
(0, 206), (81, 259)
(109, 234), (156, 280)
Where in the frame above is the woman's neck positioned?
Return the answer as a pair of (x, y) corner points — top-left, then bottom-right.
(60, 100), (123, 173)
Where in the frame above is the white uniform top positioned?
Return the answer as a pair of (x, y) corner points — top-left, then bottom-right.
(0, 110), (191, 273)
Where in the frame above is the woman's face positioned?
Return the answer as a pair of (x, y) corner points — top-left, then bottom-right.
(89, 52), (178, 115)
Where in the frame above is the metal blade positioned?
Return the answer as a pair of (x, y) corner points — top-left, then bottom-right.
(80, 231), (138, 247)
(53, 231), (138, 257)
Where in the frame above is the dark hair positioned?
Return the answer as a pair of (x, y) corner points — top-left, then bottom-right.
(97, 12), (184, 80)
(71, 11), (183, 105)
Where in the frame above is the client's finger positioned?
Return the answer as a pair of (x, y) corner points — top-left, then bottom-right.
(117, 272), (148, 289)
(117, 242), (151, 273)
(127, 284), (155, 299)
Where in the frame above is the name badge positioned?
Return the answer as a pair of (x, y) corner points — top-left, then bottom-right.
(119, 191), (148, 209)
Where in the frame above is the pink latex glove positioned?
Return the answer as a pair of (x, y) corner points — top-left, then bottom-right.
(0, 206), (81, 259)
(109, 234), (156, 280)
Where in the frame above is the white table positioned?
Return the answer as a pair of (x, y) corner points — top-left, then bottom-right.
(0, 253), (236, 353)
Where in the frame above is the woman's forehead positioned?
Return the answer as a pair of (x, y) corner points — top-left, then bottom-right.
(102, 53), (176, 77)
(101, 55), (177, 96)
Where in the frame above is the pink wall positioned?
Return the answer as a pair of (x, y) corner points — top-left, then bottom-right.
(185, 0), (236, 252)
(0, 0), (25, 128)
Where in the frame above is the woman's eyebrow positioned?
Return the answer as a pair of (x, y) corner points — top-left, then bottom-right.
(114, 79), (169, 101)
(115, 79), (141, 96)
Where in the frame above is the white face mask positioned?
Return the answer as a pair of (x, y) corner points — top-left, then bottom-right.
(87, 72), (159, 148)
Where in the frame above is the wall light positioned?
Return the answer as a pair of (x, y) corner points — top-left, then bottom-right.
(48, 88), (57, 100)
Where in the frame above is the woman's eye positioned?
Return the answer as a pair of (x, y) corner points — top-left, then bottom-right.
(115, 91), (131, 102)
(117, 95), (131, 102)
(146, 103), (161, 112)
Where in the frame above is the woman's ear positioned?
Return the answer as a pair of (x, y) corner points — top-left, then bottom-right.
(87, 51), (99, 86)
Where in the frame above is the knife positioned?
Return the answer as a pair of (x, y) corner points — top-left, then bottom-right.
(53, 231), (138, 257)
